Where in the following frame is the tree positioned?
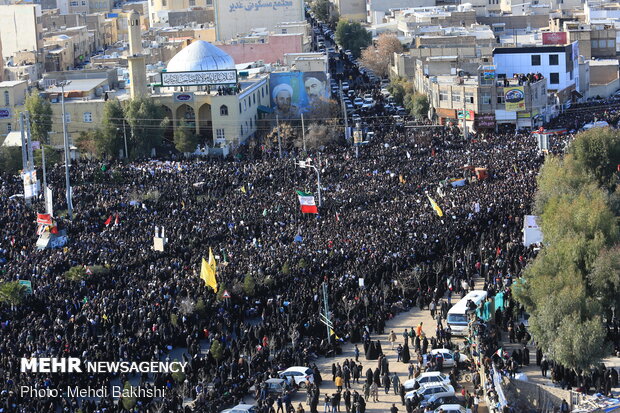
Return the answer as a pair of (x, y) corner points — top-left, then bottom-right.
(568, 127), (620, 190)
(335, 20), (371, 58)
(243, 273), (256, 296)
(75, 130), (101, 157)
(25, 92), (52, 144)
(174, 121), (198, 154)
(120, 381), (137, 410)
(311, 0), (339, 25)
(210, 339), (224, 365)
(0, 146), (23, 174)
(387, 78), (414, 106)
(514, 128), (620, 370)
(123, 97), (168, 158)
(266, 122), (296, 152)
(405, 93), (429, 119)
(359, 34), (403, 78)
(99, 99), (126, 158)
(0, 281), (26, 307)
(34, 145), (63, 169)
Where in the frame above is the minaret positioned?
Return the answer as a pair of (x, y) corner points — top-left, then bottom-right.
(127, 10), (147, 98)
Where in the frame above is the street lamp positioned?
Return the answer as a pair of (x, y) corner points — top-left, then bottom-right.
(56, 80), (73, 220)
(116, 120), (129, 159)
(297, 159), (322, 207)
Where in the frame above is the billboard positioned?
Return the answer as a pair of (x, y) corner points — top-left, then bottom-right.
(161, 70), (237, 87)
(542, 32), (567, 45)
(482, 66), (496, 80)
(270, 71), (328, 120)
(457, 110), (475, 120)
(505, 86), (525, 112)
(215, 0), (303, 41)
(22, 169), (38, 200)
(475, 113), (495, 129)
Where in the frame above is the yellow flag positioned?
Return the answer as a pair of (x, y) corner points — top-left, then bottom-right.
(427, 195), (444, 217)
(399, 174), (406, 184)
(240, 185), (246, 194)
(200, 250), (218, 292)
(330, 328), (340, 340)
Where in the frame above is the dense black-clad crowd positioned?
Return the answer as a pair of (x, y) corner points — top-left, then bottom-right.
(0, 108), (572, 413)
(2, 29), (620, 412)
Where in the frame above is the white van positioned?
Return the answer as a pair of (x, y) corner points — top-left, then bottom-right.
(446, 290), (487, 336)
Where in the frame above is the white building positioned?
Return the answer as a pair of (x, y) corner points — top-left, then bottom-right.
(0, 4), (43, 61)
(493, 43), (581, 101)
(213, 0), (304, 41)
(366, 0), (435, 25)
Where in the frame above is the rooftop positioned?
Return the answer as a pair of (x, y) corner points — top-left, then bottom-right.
(46, 78), (107, 93)
(0, 80), (27, 87)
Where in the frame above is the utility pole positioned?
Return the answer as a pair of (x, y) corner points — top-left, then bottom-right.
(59, 81), (73, 220)
(19, 113), (27, 172)
(276, 114), (282, 159)
(25, 111), (34, 171)
(339, 80), (349, 142)
(320, 281), (332, 344)
(301, 112), (306, 152)
(41, 144), (49, 214)
(123, 120), (129, 159)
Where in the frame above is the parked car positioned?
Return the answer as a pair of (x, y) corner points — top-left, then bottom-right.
(406, 383), (455, 404)
(278, 366), (314, 387)
(425, 348), (468, 368)
(426, 396), (465, 410)
(403, 372), (451, 391)
(341, 82), (349, 91)
(353, 97), (364, 107)
(434, 404), (469, 413)
(221, 404), (257, 413)
(362, 98), (375, 109)
(249, 378), (292, 396)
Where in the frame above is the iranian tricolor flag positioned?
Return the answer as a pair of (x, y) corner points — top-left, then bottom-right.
(296, 191), (318, 214)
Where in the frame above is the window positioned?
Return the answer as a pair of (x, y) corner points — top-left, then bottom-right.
(452, 93), (461, 103)
(65, 113), (71, 123)
(4, 91), (9, 106)
(216, 128), (225, 140)
(220, 105), (228, 116)
(465, 92), (474, 104)
(497, 93), (505, 104)
(162, 0), (166, 5)
(7, 123), (11, 133)
(83, 112), (92, 122)
(81, 1), (86, 5)
(608, 39), (615, 48)
(70, 1), (78, 5)
(439, 90), (448, 101)
(240, 125), (244, 135)
(531, 55), (541, 66)
(481, 92), (491, 105)
(239, 103), (242, 112)
(189, 0), (195, 5)
(549, 54), (558, 65)
(243, 100), (247, 111)
(550, 73), (559, 84)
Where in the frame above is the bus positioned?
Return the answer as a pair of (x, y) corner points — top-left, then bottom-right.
(446, 290), (488, 336)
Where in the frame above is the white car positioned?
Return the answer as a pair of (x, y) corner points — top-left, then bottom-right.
(361, 98), (375, 109)
(278, 366), (314, 387)
(434, 404), (469, 413)
(221, 404), (257, 413)
(406, 383), (455, 403)
(425, 348), (467, 368)
(353, 97), (364, 107)
(403, 372), (451, 391)
(341, 82), (349, 91)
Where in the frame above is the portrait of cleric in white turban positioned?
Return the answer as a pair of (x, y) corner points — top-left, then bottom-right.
(271, 82), (300, 120)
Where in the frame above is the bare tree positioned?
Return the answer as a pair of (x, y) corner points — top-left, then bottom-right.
(360, 34), (404, 78)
